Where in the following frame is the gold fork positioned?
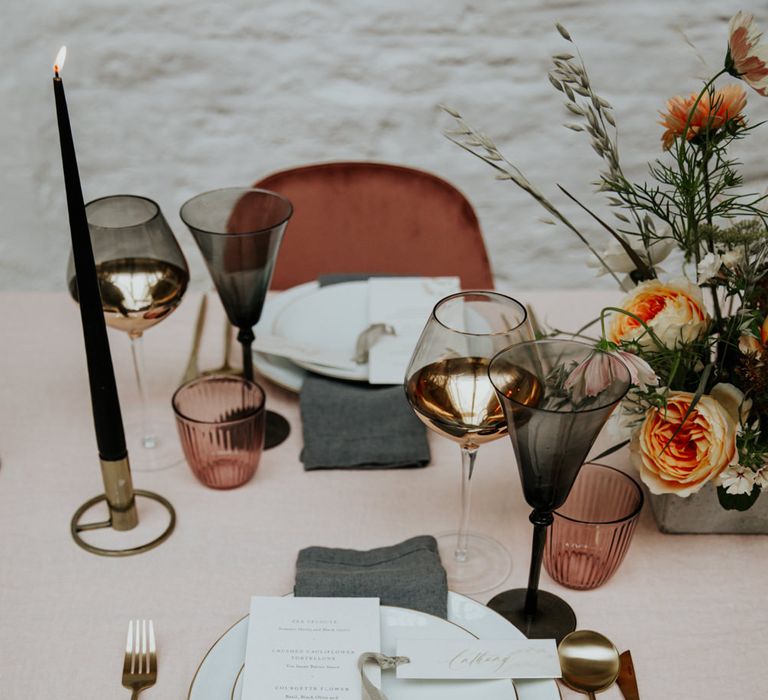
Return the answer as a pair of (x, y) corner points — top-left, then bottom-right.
(122, 620), (157, 699)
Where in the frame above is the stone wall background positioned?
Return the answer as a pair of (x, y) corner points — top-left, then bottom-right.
(3, 0), (767, 292)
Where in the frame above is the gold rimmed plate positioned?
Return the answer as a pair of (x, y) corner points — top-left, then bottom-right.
(187, 592), (560, 700)
(229, 605), (509, 700)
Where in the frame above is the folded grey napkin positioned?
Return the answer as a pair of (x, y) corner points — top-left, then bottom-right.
(299, 272), (430, 470)
(317, 272), (396, 287)
(294, 535), (448, 618)
(300, 374), (430, 469)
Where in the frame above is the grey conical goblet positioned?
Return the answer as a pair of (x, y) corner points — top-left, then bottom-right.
(487, 339), (631, 642)
(180, 188), (293, 449)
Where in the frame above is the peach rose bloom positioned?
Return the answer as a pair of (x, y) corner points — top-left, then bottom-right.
(728, 11), (768, 96)
(631, 390), (738, 496)
(659, 84), (747, 150)
(608, 278), (709, 349)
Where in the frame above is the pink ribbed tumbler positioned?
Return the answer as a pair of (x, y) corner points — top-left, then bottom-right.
(544, 463), (643, 590)
(172, 376), (265, 489)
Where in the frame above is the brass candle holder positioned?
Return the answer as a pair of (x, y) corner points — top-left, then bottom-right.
(71, 456), (176, 557)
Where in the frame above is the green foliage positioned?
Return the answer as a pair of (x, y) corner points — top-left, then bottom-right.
(443, 23), (768, 510)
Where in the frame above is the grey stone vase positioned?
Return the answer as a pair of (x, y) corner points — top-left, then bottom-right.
(648, 482), (768, 534)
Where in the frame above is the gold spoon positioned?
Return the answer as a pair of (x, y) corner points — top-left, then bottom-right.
(558, 630), (620, 700)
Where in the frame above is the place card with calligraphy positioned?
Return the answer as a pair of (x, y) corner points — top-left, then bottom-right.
(242, 596), (381, 700)
(394, 639), (561, 680)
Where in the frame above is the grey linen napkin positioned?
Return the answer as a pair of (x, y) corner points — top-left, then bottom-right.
(299, 273), (430, 470)
(294, 535), (448, 619)
(317, 273), (397, 287)
(300, 375), (429, 469)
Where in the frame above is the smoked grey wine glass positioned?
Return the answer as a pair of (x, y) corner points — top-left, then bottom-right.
(180, 188), (293, 449)
(487, 339), (631, 642)
(404, 291), (532, 594)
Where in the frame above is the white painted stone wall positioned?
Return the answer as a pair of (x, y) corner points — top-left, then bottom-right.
(4, 0), (768, 292)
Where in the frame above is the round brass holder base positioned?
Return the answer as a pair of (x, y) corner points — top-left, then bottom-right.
(71, 489), (176, 557)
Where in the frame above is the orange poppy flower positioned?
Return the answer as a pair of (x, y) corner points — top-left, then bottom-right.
(659, 84), (747, 150)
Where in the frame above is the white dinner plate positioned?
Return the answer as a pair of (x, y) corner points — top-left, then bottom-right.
(187, 592), (560, 700)
(253, 282), (317, 392)
(253, 281), (371, 392)
(272, 281), (370, 382)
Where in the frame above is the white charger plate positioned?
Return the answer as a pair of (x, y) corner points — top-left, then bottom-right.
(187, 592), (560, 700)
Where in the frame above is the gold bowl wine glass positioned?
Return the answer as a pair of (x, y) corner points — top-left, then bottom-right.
(404, 291), (532, 593)
(68, 195), (189, 471)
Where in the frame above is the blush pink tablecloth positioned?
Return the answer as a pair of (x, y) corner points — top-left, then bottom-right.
(1, 291), (766, 699)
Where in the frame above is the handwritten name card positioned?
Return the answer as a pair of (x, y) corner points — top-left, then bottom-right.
(395, 639), (561, 680)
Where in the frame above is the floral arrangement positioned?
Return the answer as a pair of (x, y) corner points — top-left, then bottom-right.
(444, 12), (768, 510)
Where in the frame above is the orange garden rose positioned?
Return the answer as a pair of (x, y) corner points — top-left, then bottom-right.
(727, 11), (768, 96)
(631, 389), (739, 496)
(608, 279), (709, 350)
(659, 84), (747, 150)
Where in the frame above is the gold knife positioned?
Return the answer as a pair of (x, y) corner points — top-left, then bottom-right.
(180, 294), (208, 384)
(617, 650), (640, 700)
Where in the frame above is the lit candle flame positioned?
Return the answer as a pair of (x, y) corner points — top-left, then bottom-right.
(54, 46), (67, 76)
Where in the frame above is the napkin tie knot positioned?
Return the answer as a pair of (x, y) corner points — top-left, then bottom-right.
(358, 652), (410, 700)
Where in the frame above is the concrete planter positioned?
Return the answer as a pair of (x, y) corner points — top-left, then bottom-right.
(648, 482), (768, 534)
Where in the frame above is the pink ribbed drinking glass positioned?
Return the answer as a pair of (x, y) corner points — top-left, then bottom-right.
(544, 463), (643, 590)
(172, 376), (266, 489)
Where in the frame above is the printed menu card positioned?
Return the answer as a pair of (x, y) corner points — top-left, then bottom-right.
(242, 596), (381, 700)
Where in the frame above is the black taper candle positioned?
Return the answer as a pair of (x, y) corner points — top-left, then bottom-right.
(53, 51), (127, 462)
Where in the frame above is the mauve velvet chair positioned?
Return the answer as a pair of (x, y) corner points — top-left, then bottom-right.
(249, 162), (494, 290)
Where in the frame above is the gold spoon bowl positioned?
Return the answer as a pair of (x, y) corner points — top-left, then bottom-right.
(558, 630), (620, 699)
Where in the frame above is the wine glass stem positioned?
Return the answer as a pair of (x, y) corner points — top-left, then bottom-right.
(524, 509), (554, 616)
(238, 327), (255, 381)
(455, 445), (479, 563)
(129, 333), (156, 449)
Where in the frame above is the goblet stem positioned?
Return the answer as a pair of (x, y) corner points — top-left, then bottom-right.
(455, 445), (478, 563)
(237, 325), (291, 449)
(524, 509), (554, 617)
(129, 333), (156, 449)
(238, 327), (255, 380)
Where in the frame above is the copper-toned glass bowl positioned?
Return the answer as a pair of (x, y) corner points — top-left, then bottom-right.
(172, 376), (266, 489)
(544, 462), (643, 590)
